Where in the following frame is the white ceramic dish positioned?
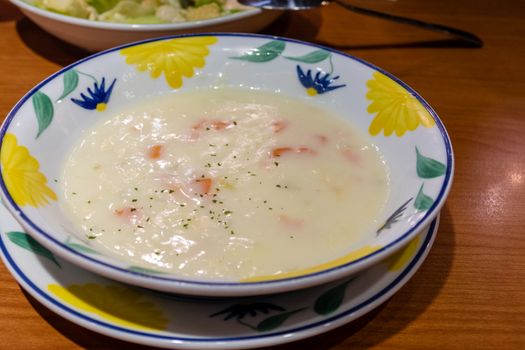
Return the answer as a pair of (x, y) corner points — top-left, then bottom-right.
(9, 0), (281, 51)
(0, 33), (453, 296)
(0, 201), (438, 349)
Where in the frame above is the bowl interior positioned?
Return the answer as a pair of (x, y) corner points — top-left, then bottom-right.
(0, 34), (452, 294)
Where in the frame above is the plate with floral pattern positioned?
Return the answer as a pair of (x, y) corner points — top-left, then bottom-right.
(0, 199), (438, 349)
(0, 33), (452, 297)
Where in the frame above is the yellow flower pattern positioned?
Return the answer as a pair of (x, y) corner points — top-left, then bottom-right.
(366, 72), (435, 137)
(387, 235), (420, 271)
(243, 245), (381, 282)
(48, 283), (169, 330)
(1, 133), (56, 207)
(120, 36), (218, 89)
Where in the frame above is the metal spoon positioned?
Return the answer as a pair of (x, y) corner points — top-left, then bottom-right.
(239, 0), (483, 48)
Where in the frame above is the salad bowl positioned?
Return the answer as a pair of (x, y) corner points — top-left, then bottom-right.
(9, 0), (281, 51)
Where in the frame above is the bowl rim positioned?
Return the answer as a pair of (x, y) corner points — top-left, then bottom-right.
(9, 0), (265, 31)
(0, 32), (454, 295)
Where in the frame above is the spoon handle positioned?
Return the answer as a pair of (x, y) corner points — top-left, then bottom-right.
(334, 0), (483, 47)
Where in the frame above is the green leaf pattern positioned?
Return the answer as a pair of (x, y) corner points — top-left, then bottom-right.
(416, 147), (446, 178)
(57, 69), (80, 101)
(230, 40), (286, 62)
(412, 147), (447, 211)
(414, 184), (434, 211)
(65, 242), (99, 255)
(128, 266), (167, 274)
(7, 231), (60, 267)
(314, 278), (354, 315)
(32, 91), (54, 138)
(284, 50), (331, 63)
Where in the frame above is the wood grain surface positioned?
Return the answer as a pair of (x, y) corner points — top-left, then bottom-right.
(1, 0), (524, 349)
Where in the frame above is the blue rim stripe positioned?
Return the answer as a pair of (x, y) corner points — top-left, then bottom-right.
(0, 33), (452, 288)
(0, 214), (436, 343)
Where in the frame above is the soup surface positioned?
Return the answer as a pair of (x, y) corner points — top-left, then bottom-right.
(60, 88), (389, 280)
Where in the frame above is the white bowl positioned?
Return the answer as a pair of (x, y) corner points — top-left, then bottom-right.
(9, 0), (281, 51)
(0, 33), (453, 296)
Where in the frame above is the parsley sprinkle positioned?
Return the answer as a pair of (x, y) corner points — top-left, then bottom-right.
(137, 225), (144, 229)
(274, 162), (279, 166)
(276, 184), (281, 188)
(134, 187), (138, 191)
(130, 208), (137, 212)
(132, 199), (138, 202)
(233, 121), (237, 125)
(169, 189), (175, 194)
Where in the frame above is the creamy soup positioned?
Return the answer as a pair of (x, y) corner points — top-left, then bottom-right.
(60, 88), (389, 280)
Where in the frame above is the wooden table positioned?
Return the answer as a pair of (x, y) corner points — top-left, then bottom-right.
(1, 0), (524, 349)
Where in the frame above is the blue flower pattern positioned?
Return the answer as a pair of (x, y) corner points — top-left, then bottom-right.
(296, 65), (346, 96)
(71, 78), (116, 111)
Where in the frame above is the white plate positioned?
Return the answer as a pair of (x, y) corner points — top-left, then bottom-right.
(0, 201), (438, 349)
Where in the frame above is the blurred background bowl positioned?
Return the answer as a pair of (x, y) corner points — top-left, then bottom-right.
(9, 0), (281, 51)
